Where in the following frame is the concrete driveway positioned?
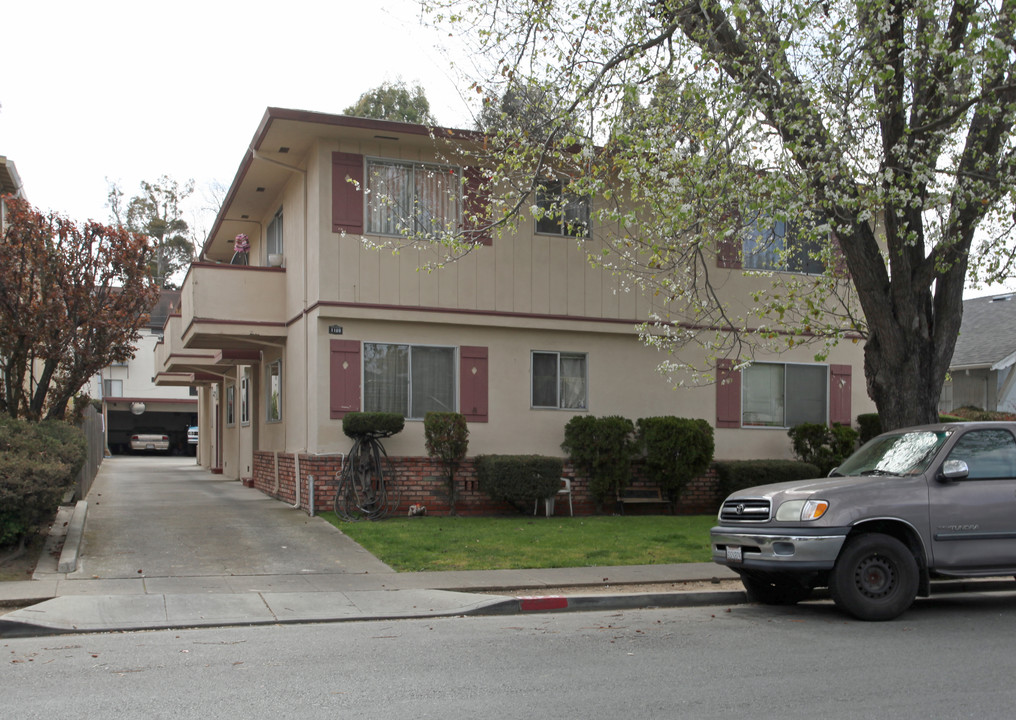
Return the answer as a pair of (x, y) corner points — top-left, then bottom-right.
(71, 456), (392, 580)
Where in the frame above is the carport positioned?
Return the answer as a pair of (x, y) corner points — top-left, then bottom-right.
(104, 397), (197, 454)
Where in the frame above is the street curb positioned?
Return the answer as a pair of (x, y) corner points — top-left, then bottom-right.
(57, 501), (87, 573)
(468, 590), (749, 616)
(0, 589), (750, 639)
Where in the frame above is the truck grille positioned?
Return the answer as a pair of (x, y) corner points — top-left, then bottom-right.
(719, 498), (771, 522)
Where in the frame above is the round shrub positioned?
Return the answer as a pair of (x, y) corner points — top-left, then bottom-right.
(637, 416), (715, 500)
(475, 455), (563, 513)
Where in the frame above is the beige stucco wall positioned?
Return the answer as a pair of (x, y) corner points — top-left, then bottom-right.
(167, 119), (875, 475)
(302, 312), (873, 461)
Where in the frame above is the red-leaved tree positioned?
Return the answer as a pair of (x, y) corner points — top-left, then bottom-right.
(0, 196), (158, 421)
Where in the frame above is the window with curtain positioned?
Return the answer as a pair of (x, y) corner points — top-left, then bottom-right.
(363, 343), (455, 419)
(266, 360), (282, 423)
(535, 180), (590, 237)
(102, 379), (123, 397)
(742, 363), (827, 427)
(531, 351), (587, 409)
(366, 159), (461, 237)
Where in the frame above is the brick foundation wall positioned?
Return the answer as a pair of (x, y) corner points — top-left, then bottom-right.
(252, 451), (725, 517)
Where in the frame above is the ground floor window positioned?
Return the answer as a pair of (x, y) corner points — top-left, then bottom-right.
(363, 343), (455, 419)
(531, 351), (587, 409)
(240, 371), (250, 426)
(266, 360), (282, 423)
(742, 362), (827, 427)
(226, 383), (236, 426)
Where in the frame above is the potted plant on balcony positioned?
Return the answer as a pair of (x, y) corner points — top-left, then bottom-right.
(231, 233), (250, 265)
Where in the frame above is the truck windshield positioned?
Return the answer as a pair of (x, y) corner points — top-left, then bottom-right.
(837, 431), (952, 477)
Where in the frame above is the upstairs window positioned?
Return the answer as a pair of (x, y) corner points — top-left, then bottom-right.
(535, 180), (590, 238)
(366, 159), (461, 237)
(743, 213), (824, 274)
(266, 208), (283, 257)
(103, 379), (123, 397)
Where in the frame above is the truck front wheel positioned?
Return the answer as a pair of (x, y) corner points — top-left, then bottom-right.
(829, 533), (918, 621)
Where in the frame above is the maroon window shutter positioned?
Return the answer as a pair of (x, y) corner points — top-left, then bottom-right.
(717, 236), (742, 269)
(462, 166), (492, 246)
(829, 364), (852, 426)
(459, 346), (489, 422)
(330, 339), (361, 419)
(716, 359), (742, 428)
(332, 152), (364, 234)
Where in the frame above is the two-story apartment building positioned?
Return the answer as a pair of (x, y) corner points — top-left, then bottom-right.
(154, 107), (873, 514)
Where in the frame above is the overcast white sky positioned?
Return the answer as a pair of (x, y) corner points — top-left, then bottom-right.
(2, 0), (477, 233)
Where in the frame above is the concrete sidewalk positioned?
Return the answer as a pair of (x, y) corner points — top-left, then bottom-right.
(0, 458), (745, 638)
(0, 561), (745, 638)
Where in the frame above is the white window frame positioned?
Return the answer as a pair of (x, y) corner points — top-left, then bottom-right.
(266, 360), (282, 423)
(266, 208), (283, 258)
(365, 158), (462, 238)
(531, 351), (588, 410)
(362, 342), (457, 420)
(102, 379), (123, 398)
(741, 362), (828, 429)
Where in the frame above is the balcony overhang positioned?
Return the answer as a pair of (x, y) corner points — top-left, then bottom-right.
(153, 372), (197, 387)
(213, 349), (262, 366)
(179, 263), (288, 350)
(162, 350), (220, 374)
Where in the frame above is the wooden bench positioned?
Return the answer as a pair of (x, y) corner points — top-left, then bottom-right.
(615, 487), (672, 514)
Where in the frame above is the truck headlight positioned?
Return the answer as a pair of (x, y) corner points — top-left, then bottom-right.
(775, 499), (829, 522)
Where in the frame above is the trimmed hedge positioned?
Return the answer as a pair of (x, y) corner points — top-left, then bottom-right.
(342, 412), (405, 439)
(712, 459), (822, 501)
(561, 415), (637, 503)
(637, 416), (715, 500)
(424, 412), (469, 515)
(475, 455), (564, 513)
(0, 417), (87, 546)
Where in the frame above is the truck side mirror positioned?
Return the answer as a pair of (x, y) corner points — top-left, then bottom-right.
(940, 459), (969, 481)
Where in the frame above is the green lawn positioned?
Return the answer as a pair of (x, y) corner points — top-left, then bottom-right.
(320, 513), (717, 572)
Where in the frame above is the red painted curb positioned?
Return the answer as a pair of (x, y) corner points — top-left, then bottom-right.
(518, 596), (569, 611)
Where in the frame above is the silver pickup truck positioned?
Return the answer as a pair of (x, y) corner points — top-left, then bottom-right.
(711, 422), (1016, 620)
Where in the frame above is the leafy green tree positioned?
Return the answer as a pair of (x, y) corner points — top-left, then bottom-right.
(424, 0), (1016, 431)
(108, 175), (195, 289)
(344, 80), (436, 125)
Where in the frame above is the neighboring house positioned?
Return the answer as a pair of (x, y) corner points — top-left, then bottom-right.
(940, 293), (1016, 414)
(86, 290), (198, 454)
(154, 107), (873, 514)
